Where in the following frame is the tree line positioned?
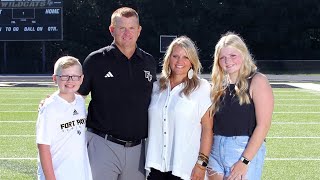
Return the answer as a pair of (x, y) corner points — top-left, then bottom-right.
(1, 0), (319, 73)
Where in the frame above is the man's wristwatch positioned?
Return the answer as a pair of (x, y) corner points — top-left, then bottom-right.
(240, 156), (251, 165)
(196, 159), (208, 167)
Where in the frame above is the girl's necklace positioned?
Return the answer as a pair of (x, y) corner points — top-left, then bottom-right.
(228, 84), (235, 96)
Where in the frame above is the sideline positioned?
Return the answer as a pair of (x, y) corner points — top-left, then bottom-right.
(0, 74), (320, 82)
(286, 83), (320, 92)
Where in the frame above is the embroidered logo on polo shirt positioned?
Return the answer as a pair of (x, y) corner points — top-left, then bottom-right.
(143, 70), (152, 82)
(105, 71), (114, 78)
(73, 109), (78, 115)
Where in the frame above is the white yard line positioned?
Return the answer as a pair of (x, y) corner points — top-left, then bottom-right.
(1, 135), (319, 139)
(3, 121), (316, 124)
(272, 122), (320, 124)
(1, 98), (42, 99)
(0, 121), (36, 123)
(1, 157), (319, 161)
(2, 111), (318, 113)
(0, 104), (88, 106)
(273, 112), (320, 114)
(266, 158), (320, 161)
(267, 137), (320, 139)
(3, 121), (318, 124)
(0, 158), (37, 160)
(0, 91), (54, 93)
(0, 93), (48, 96)
(0, 111), (37, 112)
(0, 135), (35, 137)
(274, 94), (319, 96)
(273, 90), (308, 92)
(0, 104), (37, 106)
(275, 104), (320, 106)
(276, 99), (320, 100)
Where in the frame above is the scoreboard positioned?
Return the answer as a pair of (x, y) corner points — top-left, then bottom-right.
(0, 0), (63, 41)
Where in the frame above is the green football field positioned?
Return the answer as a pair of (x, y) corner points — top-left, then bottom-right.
(0, 86), (320, 179)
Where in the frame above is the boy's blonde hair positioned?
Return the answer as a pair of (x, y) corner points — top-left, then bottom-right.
(53, 56), (82, 75)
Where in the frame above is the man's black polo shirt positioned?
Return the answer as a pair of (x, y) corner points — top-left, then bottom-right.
(78, 43), (156, 141)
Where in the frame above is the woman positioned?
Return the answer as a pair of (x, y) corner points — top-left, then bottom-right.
(145, 36), (213, 180)
(207, 32), (274, 180)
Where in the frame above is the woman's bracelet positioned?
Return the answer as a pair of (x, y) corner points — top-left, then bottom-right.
(199, 152), (209, 158)
(195, 163), (206, 170)
(198, 152), (209, 163)
(197, 152), (209, 168)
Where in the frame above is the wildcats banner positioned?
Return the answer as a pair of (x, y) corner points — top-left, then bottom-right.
(0, 0), (58, 8)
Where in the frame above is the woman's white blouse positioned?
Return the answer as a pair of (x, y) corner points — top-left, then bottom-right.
(145, 78), (212, 180)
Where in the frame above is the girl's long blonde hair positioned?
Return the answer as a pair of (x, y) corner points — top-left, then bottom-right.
(211, 32), (257, 114)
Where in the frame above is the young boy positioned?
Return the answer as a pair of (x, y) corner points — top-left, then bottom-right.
(36, 56), (92, 180)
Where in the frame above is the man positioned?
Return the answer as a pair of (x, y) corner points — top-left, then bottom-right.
(78, 7), (156, 180)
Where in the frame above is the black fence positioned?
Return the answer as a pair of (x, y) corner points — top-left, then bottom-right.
(256, 60), (320, 74)
(198, 59), (320, 74)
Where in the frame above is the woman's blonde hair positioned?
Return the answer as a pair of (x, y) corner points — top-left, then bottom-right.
(211, 32), (257, 114)
(159, 36), (202, 96)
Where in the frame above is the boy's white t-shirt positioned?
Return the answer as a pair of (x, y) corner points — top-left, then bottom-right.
(36, 92), (92, 180)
